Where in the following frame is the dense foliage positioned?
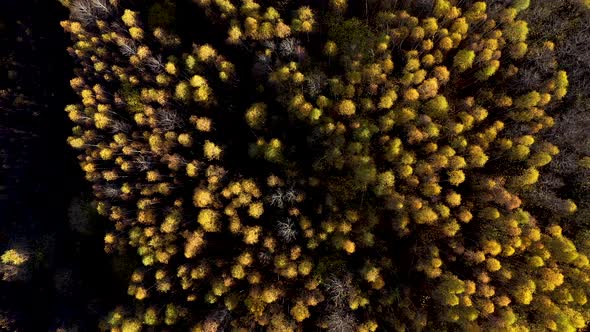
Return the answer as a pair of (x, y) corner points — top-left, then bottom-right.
(54, 0), (590, 330)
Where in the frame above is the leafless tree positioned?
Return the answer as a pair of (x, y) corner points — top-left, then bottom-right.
(203, 307), (230, 332)
(157, 109), (184, 131)
(0, 264), (21, 282)
(70, 0), (96, 25)
(547, 106), (590, 156)
(279, 38), (297, 58)
(257, 251), (272, 265)
(262, 40), (276, 51)
(134, 154), (154, 171)
(512, 67), (543, 94)
(305, 73), (326, 97)
(547, 153), (581, 175)
(325, 310), (357, 332)
(110, 119), (131, 133)
(146, 55), (165, 73)
(535, 173), (565, 191)
(269, 187), (298, 210)
(89, 0), (112, 15)
(524, 186), (577, 215)
(70, 0), (112, 25)
(284, 187), (297, 203)
(110, 21), (129, 34)
(276, 218), (297, 242)
(324, 274), (353, 308)
(524, 4), (551, 29)
(526, 47), (557, 76)
(119, 40), (137, 57)
(270, 188), (285, 208)
(253, 54), (273, 76)
(410, 0), (435, 15)
(0, 311), (16, 331)
(101, 184), (121, 198)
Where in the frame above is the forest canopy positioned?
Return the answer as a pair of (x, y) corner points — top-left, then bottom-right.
(3, 0), (590, 331)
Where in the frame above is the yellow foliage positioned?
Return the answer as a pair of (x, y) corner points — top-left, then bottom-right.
(297, 261), (313, 276)
(290, 303), (310, 322)
(337, 99), (356, 116)
(486, 258), (502, 272)
(262, 286), (281, 303)
(193, 189), (213, 208)
(448, 170), (465, 186)
(175, 82), (191, 100)
(404, 88), (419, 101)
(227, 25), (243, 44)
(166, 62), (178, 75)
(135, 287), (148, 300)
(414, 207), (438, 224)
(197, 44), (217, 62)
(275, 22), (291, 38)
(343, 240), (355, 254)
(198, 209), (220, 232)
(453, 49), (475, 72)
(184, 231), (205, 258)
(195, 117), (212, 132)
(94, 112), (110, 129)
(129, 27), (144, 40)
(69, 137), (85, 149)
(248, 202), (264, 219)
(231, 264), (246, 279)
(245, 103), (267, 129)
(122, 9), (138, 27)
(330, 0), (347, 12)
(243, 226), (262, 244)
(1, 249), (28, 266)
(186, 162), (199, 177)
(121, 319), (142, 332)
(177, 133), (193, 147)
(203, 140), (222, 160)
(161, 211), (180, 233)
(194, 85), (210, 102)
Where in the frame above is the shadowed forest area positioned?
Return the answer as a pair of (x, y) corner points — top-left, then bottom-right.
(1, 0), (129, 330)
(2, 0), (590, 331)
